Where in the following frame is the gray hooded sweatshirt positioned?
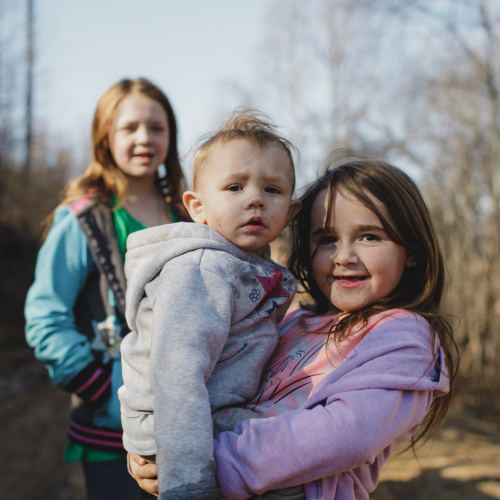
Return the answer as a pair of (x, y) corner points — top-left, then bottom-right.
(118, 223), (296, 500)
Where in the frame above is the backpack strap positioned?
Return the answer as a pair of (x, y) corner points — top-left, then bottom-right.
(75, 199), (127, 320)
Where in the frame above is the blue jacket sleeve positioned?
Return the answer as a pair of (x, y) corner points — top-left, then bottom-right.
(25, 206), (111, 407)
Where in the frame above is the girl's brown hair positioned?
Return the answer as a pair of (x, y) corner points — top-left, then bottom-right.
(288, 154), (458, 446)
(62, 78), (185, 206)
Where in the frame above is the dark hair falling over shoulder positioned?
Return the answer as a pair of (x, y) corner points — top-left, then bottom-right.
(287, 151), (458, 448)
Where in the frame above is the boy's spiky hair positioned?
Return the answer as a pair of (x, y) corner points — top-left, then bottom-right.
(191, 108), (298, 190)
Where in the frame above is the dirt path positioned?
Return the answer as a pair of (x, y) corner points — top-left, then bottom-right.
(2, 356), (500, 499)
(0, 358), (84, 499)
(372, 414), (500, 500)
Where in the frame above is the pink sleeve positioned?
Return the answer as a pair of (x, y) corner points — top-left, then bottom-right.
(214, 388), (431, 499)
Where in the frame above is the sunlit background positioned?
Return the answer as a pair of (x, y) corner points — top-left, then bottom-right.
(2, 0), (272, 172)
(2, 1), (500, 498)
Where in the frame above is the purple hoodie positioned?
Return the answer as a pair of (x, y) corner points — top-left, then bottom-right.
(213, 310), (449, 499)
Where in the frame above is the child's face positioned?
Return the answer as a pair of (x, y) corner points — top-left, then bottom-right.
(109, 92), (169, 179)
(183, 139), (300, 254)
(310, 188), (412, 313)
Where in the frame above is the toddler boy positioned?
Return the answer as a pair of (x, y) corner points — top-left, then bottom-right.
(119, 110), (301, 500)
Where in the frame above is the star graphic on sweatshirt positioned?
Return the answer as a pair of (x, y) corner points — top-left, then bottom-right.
(91, 315), (124, 364)
(265, 300), (281, 315)
(255, 267), (290, 311)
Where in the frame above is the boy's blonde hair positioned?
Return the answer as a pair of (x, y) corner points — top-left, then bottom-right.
(192, 109), (298, 190)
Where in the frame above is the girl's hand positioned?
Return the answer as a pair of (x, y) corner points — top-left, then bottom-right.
(129, 453), (158, 496)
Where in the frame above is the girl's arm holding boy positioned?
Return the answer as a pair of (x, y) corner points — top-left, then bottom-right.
(131, 310), (447, 498)
(214, 312), (448, 498)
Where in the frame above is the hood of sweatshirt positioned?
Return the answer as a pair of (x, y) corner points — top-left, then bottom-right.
(124, 222), (270, 332)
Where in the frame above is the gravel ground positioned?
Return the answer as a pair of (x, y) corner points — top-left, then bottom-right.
(2, 350), (500, 499)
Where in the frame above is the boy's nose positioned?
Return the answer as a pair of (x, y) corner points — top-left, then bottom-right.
(245, 192), (265, 210)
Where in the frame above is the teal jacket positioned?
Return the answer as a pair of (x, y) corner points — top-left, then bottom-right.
(25, 198), (131, 452)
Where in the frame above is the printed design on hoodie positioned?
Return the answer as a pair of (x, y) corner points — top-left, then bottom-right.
(254, 267), (290, 313)
(91, 314), (125, 363)
(249, 289), (261, 303)
(249, 339), (326, 411)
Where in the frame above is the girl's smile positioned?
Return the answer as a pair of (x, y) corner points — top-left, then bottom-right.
(330, 275), (370, 288)
(310, 188), (413, 313)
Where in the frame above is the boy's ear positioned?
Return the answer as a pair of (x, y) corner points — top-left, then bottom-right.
(285, 200), (302, 227)
(182, 191), (206, 224)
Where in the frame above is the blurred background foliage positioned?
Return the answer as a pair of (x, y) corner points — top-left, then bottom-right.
(1, 0), (500, 421)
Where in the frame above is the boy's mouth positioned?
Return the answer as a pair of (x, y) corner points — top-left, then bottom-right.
(243, 217), (266, 230)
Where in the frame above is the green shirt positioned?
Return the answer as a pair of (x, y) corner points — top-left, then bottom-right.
(113, 202), (148, 261)
(66, 197), (176, 463)
(114, 198), (180, 260)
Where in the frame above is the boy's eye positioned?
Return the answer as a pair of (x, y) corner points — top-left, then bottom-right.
(227, 185), (242, 192)
(265, 186), (281, 194)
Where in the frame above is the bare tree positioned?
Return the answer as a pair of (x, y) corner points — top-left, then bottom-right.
(372, 1), (500, 392)
(244, 0), (391, 185)
(252, 0), (500, 418)
(24, 0), (33, 172)
(0, 0), (20, 185)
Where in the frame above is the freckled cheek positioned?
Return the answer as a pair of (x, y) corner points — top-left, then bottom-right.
(211, 207), (232, 230)
(204, 202), (226, 230)
(271, 199), (291, 219)
(266, 212), (286, 232)
(213, 214), (224, 228)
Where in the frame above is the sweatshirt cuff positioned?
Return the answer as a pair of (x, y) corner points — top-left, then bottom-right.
(64, 360), (112, 409)
(159, 489), (219, 500)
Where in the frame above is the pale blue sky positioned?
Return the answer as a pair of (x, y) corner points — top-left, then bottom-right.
(35, 0), (270, 171)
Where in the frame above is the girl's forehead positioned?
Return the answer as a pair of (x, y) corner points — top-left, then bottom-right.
(311, 187), (390, 227)
(113, 92), (167, 122)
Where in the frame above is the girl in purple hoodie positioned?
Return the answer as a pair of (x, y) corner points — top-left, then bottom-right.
(130, 157), (457, 500)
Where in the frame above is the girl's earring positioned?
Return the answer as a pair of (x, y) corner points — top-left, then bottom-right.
(411, 260), (418, 267)
(157, 164), (167, 178)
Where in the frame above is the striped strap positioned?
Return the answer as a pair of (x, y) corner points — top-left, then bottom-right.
(68, 419), (124, 452)
(65, 360), (112, 410)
